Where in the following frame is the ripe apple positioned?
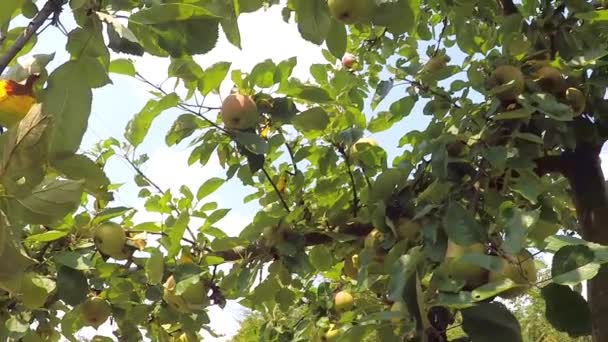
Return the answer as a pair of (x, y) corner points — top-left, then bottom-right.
(80, 296), (111, 328)
(328, 0), (375, 24)
(534, 66), (566, 95)
(489, 65), (525, 101)
(444, 240), (488, 289)
(489, 249), (537, 298)
(323, 324), (340, 341)
(334, 290), (354, 311)
(565, 87), (585, 116)
(221, 93), (259, 130)
(341, 53), (356, 69)
(94, 222), (127, 260)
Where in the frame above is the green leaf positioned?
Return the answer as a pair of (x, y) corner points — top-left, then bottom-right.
(42, 61), (93, 156)
(26, 230), (68, 242)
(197, 177), (225, 200)
(51, 154), (110, 198)
(326, 19), (346, 59)
(372, 0), (419, 34)
(125, 93), (179, 148)
(166, 212), (189, 258)
(510, 170), (544, 204)
(292, 107), (329, 133)
(251, 60), (277, 88)
(541, 283), (592, 337)
(500, 205), (540, 255)
(443, 202), (485, 245)
(57, 266), (88, 306)
(54, 252), (93, 271)
(15, 179), (84, 225)
(551, 245), (600, 285)
(368, 96), (415, 133)
(575, 10), (608, 22)
(129, 4), (220, 25)
(166, 114), (206, 146)
(461, 302), (522, 342)
(233, 131), (268, 155)
(92, 207), (131, 225)
(292, 0), (331, 45)
(109, 59), (136, 76)
(309, 245), (333, 271)
(145, 249), (164, 285)
(200, 62), (231, 95)
(371, 79), (394, 110)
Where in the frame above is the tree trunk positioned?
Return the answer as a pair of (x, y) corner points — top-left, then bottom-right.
(564, 146), (608, 342)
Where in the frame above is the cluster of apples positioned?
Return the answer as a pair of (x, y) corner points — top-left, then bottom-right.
(489, 63), (586, 115)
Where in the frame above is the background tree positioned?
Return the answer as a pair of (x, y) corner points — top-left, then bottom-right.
(0, 0), (607, 341)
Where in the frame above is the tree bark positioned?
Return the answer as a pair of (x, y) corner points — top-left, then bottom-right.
(563, 145), (608, 342)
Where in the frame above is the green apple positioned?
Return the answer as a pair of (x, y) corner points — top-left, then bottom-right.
(444, 240), (488, 288)
(328, 0), (375, 24)
(489, 65), (525, 101)
(334, 290), (354, 311)
(323, 324), (340, 341)
(80, 296), (111, 328)
(534, 66), (566, 95)
(221, 93), (259, 130)
(343, 253), (359, 279)
(396, 217), (422, 240)
(489, 249), (537, 298)
(94, 222), (127, 259)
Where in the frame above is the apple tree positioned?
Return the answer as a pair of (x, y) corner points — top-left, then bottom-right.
(0, 0), (608, 341)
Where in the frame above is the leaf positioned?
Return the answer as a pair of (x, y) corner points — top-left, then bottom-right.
(371, 79), (394, 110)
(541, 283), (592, 337)
(551, 245), (600, 285)
(92, 207), (131, 225)
(125, 93), (179, 148)
(292, 107), (329, 132)
(51, 154), (110, 198)
(250, 60), (277, 88)
(500, 205), (540, 255)
(15, 179), (84, 225)
(196, 177), (225, 200)
(292, 0), (331, 45)
(54, 252), (93, 271)
(233, 131), (268, 155)
(461, 302), (522, 342)
(326, 19), (346, 59)
(109, 59), (137, 76)
(145, 249), (164, 285)
(165, 113), (206, 146)
(309, 245), (333, 271)
(129, 4), (220, 24)
(510, 170), (544, 204)
(42, 61), (93, 157)
(443, 202), (485, 245)
(200, 62), (231, 95)
(165, 212), (189, 258)
(57, 266), (88, 306)
(368, 96), (415, 132)
(372, 0), (419, 34)
(26, 230), (68, 242)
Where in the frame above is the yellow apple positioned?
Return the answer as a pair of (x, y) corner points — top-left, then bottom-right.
(328, 0), (375, 24)
(489, 65), (525, 101)
(489, 249), (537, 298)
(221, 93), (258, 130)
(80, 296), (111, 328)
(94, 222), (127, 259)
(323, 324), (340, 341)
(334, 290), (354, 311)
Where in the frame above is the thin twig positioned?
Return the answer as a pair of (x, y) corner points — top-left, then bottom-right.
(434, 17), (448, 56)
(283, 137), (299, 174)
(0, 0), (63, 75)
(262, 167), (291, 213)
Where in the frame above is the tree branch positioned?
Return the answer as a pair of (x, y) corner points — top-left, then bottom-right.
(339, 149), (359, 217)
(262, 167), (291, 213)
(0, 0), (63, 75)
(498, 0), (519, 15)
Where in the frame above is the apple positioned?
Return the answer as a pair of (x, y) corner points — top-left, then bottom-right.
(80, 296), (111, 328)
(328, 0), (375, 24)
(163, 275), (209, 313)
(422, 55), (448, 73)
(334, 290), (354, 311)
(323, 324), (340, 341)
(221, 93), (259, 130)
(390, 301), (407, 324)
(364, 228), (383, 249)
(341, 53), (356, 69)
(565, 87), (585, 116)
(489, 65), (525, 101)
(94, 222), (127, 260)
(489, 249), (537, 298)
(343, 253), (359, 279)
(395, 217), (422, 240)
(444, 240), (488, 289)
(534, 66), (566, 95)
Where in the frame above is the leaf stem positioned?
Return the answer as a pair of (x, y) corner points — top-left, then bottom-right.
(262, 166), (291, 213)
